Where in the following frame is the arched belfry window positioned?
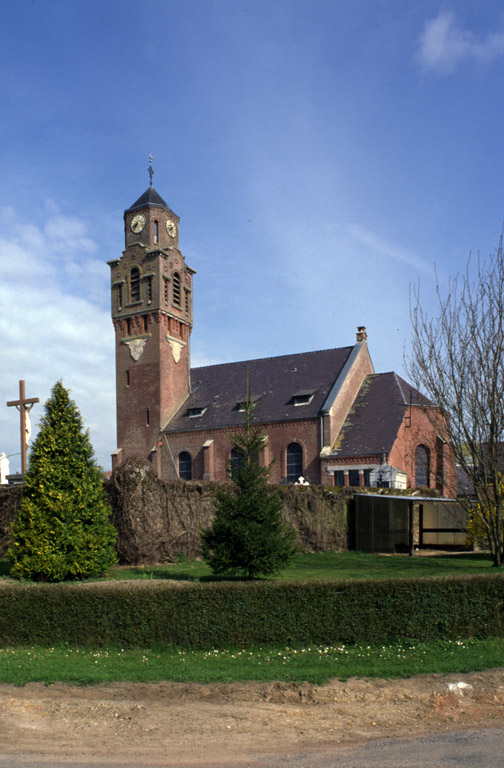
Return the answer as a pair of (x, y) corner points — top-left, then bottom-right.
(173, 272), (181, 305)
(286, 442), (303, 483)
(179, 451), (192, 481)
(415, 444), (431, 487)
(154, 220), (159, 243)
(130, 267), (140, 302)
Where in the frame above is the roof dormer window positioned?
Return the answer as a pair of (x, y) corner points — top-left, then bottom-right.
(187, 405), (207, 418)
(292, 390), (315, 406)
(236, 395), (260, 412)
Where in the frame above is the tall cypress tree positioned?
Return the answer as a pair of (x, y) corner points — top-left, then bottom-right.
(8, 382), (117, 581)
(201, 396), (298, 579)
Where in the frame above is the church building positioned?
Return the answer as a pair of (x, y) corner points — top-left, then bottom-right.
(109, 183), (454, 495)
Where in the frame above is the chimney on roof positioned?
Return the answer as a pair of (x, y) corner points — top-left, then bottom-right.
(356, 326), (367, 343)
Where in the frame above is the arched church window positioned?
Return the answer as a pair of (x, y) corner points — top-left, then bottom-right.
(229, 447), (245, 478)
(173, 272), (181, 305)
(286, 442), (303, 483)
(154, 220), (159, 243)
(130, 267), (140, 302)
(179, 451), (192, 481)
(415, 444), (431, 487)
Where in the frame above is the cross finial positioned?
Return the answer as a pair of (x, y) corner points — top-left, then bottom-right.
(148, 155), (154, 186)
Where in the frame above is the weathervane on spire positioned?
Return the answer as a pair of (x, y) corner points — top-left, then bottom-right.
(148, 155), (154, 186)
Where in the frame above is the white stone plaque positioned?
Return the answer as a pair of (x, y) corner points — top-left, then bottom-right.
(125, 337), (148, 361)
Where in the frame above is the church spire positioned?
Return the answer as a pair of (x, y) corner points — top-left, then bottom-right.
(148, 154), (154, 187)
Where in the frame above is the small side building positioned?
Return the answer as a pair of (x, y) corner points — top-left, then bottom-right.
(322, 371), (454, 496)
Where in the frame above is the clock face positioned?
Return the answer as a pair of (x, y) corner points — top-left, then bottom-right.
(131, 214), (146, 234)
(166, 219), (177, 238)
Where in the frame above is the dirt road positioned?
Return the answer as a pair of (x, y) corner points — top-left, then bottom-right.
(2, 669), (504, 765)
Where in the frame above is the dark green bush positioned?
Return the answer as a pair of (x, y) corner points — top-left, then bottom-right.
(7, 382), (117, 581)
(202, 398), (297, 578)
(1, 574), (503, 648)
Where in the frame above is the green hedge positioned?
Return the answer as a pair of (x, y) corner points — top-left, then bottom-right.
(1, 575), (503, 648)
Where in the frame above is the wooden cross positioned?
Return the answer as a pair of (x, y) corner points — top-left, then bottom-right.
(6, 380), (39, 475)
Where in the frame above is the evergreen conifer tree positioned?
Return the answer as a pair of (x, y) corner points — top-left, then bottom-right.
(201, 395), (297, 578)
(8, 381), (117, 581)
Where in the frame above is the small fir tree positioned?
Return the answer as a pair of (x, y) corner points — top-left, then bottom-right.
(201, 394), (298, 579)
(8, 382), (117, 581)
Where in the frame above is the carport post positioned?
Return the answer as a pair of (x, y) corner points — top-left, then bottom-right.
(408, 500), (414, 556)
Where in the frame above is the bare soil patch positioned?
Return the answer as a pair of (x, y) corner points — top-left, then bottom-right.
(2, 669), (504, 765)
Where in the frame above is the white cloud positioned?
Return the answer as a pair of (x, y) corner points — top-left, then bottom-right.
(418, 11), (504, 72)
(349, 225), (434, 276)
(0, 207), (115, 474)
(44, 214), (98, 256)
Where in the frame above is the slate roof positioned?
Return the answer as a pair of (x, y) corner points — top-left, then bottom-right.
(330, 372), (429, 458)
(165, 346), (354, 433)
(126, 186), (173, 213)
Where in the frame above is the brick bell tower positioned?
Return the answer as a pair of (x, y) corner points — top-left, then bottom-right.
(109, 172), (195, 471)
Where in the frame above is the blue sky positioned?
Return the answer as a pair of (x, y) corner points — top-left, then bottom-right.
(1, 0), (504, 472)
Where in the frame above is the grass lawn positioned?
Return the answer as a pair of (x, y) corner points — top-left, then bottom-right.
(104, 551), (496, 582)
(0, 551), (497, 583)
(1, 552), (502, 686)
(1, 637), (504, 686)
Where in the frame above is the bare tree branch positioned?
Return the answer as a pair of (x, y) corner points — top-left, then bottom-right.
(406, 235), (504, 565)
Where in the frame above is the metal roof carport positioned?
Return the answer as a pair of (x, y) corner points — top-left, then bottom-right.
(353, 494), (466, 554)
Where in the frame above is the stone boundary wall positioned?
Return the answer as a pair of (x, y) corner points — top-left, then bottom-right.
(106, 460), (352, 564)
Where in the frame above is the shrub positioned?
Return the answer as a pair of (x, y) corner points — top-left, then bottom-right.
(201, 397), (297, 578)
(0, 575), (503, 647)
(7, 382), (117, 581)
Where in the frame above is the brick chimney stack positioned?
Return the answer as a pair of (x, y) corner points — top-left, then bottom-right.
(356, 326), (367, 343)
